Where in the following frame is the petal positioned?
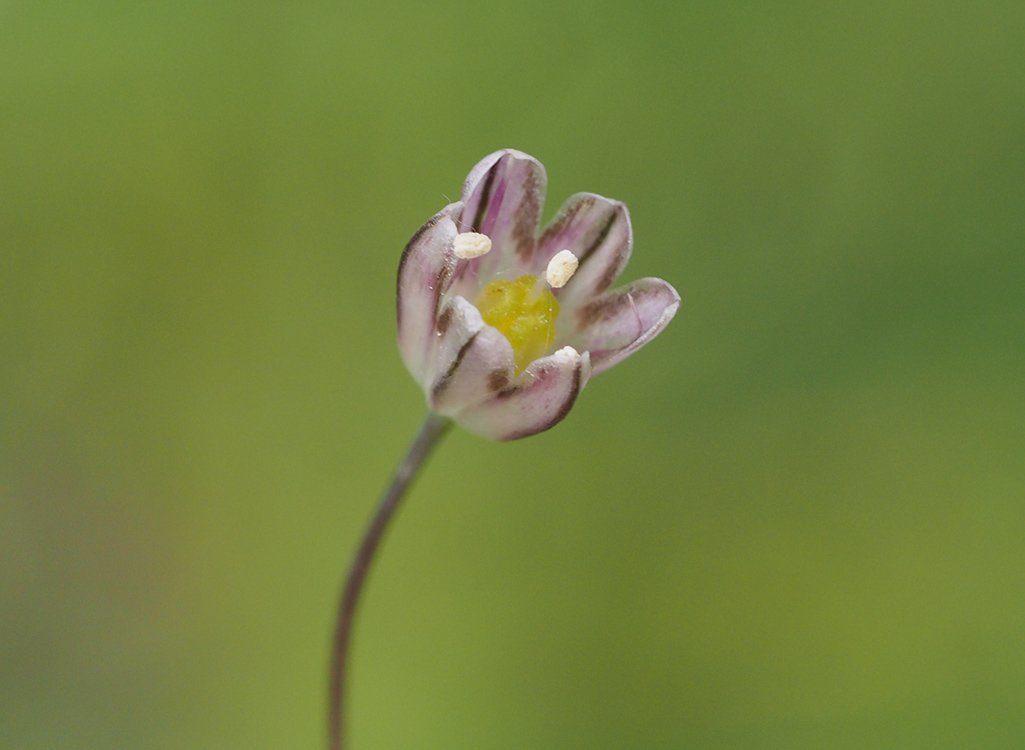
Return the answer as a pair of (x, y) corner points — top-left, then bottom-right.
(458, 149), (547, 283)
(396, 203), (460, 381)
(570, 278), (680, 376)
(536, 193), (632, 310)
(427, 296), (515, 416)
(455, 347), (591, 441)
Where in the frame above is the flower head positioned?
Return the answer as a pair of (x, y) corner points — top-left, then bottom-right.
(397, 149), (680, 440)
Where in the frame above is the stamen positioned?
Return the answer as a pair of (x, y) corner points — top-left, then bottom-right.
(545, 249), (579, 289)
(453, 232), (492, 259)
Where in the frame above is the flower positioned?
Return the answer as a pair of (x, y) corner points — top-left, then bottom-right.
(397, 149), (680, 441)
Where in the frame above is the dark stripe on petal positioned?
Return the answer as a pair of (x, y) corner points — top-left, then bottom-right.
(577, 209), (617, 265)
(436, 306), (453, 334)
(595, 252), (623, 295)
(395, 211), (443, 327)
(430, 330), (480, 401)
(543, 195), (595, 241)
(573, 278), (680, 377)
(512, 167), (542, 262)
(547, 360), (583, 429)
(433, 263), (453, 324)
(471, 164), (498, 233)
(487, 369), (509, 392)
(502, 359), (582, 441)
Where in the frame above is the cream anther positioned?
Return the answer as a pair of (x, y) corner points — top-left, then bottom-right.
(453, 232), (492, 259)
(545, 249), (579, 288)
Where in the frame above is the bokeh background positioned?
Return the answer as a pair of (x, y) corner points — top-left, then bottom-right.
(3, 2), (1024, 748)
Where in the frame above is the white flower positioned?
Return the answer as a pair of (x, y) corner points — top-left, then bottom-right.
(397, 149), (680, 440)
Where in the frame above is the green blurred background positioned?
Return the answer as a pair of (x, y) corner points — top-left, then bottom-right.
(3, 2), (1024, 748)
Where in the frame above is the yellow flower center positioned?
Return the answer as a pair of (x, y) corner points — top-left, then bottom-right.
(475, 275), (560, 374)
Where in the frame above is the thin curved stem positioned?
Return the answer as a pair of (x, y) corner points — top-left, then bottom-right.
(327, 412), (452, 750)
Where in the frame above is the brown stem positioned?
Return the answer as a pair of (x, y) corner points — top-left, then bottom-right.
(327, 412), (451, 750)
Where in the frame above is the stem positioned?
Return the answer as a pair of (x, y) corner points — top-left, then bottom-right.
(327, 412), (452, 750)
